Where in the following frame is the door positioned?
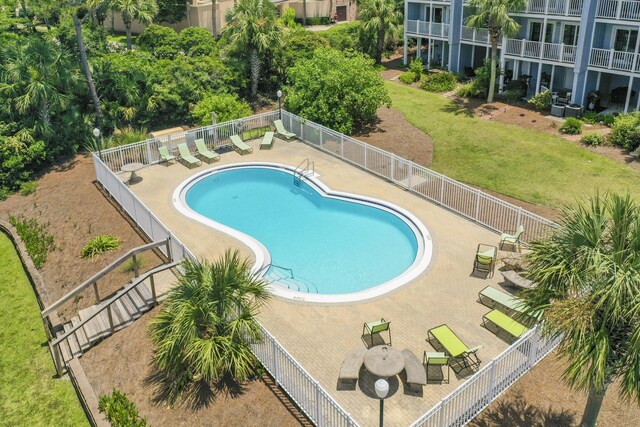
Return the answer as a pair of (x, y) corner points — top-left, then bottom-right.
(336, 5), (347, 22)
(614, 28), (638, 52)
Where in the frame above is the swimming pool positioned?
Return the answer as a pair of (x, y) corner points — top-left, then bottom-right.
(173, 163), (432, 303)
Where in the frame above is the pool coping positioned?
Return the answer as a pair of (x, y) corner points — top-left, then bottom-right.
(172, 162), (433, 304)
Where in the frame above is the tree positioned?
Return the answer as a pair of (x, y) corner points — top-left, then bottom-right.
(466, 0), (525, 102)
(148, 251), (271, 397)
(222, 0), (283, 99)
(302, 0), (306, 26)
(155, 0), (186, 24)
(358, 0), (402, 63)
(110, 0), (158, 50)
(520, 193), (640, 427)
(285, 48), (391, 134)
(191, 92), (252, 125)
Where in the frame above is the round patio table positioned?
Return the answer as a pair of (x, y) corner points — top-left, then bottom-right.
(121, 162), (144, 183)
(364, 345), (404, 378)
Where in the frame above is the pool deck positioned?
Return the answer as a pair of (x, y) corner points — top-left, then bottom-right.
(128, 138), (522, 427)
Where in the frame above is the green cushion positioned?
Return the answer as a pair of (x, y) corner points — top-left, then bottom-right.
(429, 325), (468, 358)
(485, 309), (529, 338)
(366, 319), (389, 334)
(425, 352), (448, 365)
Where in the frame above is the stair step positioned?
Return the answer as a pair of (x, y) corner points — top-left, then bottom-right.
(63, 322), (82, 358)
(119, 292), (142, 320)
(113, 299), (133, 328)
(71, 317), (90, 351)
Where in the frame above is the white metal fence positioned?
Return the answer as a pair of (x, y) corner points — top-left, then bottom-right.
(93, 111), (559, 426)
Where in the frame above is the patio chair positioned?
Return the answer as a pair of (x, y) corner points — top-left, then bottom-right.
(478, 285), (542, 323)
(482, 309), (529, 341)
(158, 145), (176, 165)
(260, 131), (275, 150)
(230, 134), (253, 155)
(362, 318), (391, 348)
(427, 324), (482, 374)
(402, 349), (427, 391)
(473, 244), (497, 278)
(274, 119), (296, 140)
(177, 143), (201, 168)
(338, 347), (366, 385)
(194, 138), (220, 163)
(423, 351), (449, 384)
(500, 225), (525, 251)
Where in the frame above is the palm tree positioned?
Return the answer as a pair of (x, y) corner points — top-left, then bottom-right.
(302, 0), (307, 26)
(223, 0), (283, 99)
(466, 0), (525, 102)
(110, 0), (159, 50)
(149, 250), (271, 396)
(520, 193), (640, 427)
(359, 0), (402, 64)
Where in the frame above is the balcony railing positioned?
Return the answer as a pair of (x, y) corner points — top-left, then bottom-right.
(405, 20), (450, 39)
(504, 38), (577, 63)
(460, 26), (502, 44)
(597, 0), (640, 20)
(589, 48), (640, 72)
(508, 0), (583, 16)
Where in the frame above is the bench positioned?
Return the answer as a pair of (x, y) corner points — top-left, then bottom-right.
(500, 270), (535, 290)
(402, 349), (426, 390)
(338, 347), (366, 383)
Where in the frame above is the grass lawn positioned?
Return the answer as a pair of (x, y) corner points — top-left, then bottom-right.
(0, 233), (88, 426)
(387, 82), (640, 210)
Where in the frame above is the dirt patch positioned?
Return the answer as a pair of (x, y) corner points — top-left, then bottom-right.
(471, 351), (640, 427)
(80, 308), (302, 426)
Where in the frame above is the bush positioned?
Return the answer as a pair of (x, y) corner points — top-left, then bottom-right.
(296, 17), (331, 25)
(455, 82), (483, 98)
(98, 389), (147, 427)
(108, 127), (148, 147)
(580, 110), (599, 125)
(279, 7), (297, 28)
(528, 90), (552, 111)
(503, 89), (523, 102)
(178, 27), (217, 56)
(191, 93), (253, 126)
(19, 181), (37, 196)
(581, 132), (606, 146)
(560, 117), (583, 135)
(600, 114), (615, 127)
(408, 57), (424, 79)
(317, 22), (362, 52)
(137, 24), (180, 58)
(8, 215), (55, 268)
(398, 71), (417, 84)
(81, 235), (121, 258)
(609, 112), (640, 149)
(420, 71), (457, 93)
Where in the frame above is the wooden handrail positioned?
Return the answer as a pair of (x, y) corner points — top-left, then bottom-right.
(51, 260), (180, 348)
(42, 239), (171, 318)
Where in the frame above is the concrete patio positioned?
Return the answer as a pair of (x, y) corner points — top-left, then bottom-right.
(126, 137), (523, 427)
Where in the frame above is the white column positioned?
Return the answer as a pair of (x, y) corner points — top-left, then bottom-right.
(427, 39), (432, 69)
(499, 36), (507, 92)
(536, 63), (543, 94)
(550, 65), (556, 91)
(625, 75), (633, 112)
(403, 0), (409, 65)
(417, 38), (422, 61)
(470, 45), (476, 68)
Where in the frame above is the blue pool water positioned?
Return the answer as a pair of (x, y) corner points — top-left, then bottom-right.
(184, 167), (419, 294)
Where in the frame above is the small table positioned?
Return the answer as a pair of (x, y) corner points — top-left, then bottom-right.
(121, 162), (144, 184)
(364, 345), (404, 378)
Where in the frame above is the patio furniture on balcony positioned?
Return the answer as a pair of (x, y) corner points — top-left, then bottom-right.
(363, 318), (391, 347)
(427, 324), (482, 374)
(473, 244), (497, 278)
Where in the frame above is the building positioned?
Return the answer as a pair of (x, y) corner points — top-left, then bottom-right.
(404, 0), (640, 113)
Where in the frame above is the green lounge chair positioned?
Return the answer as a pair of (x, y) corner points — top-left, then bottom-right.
(500, 225), (525, 251)
(274, 119), (296, 140)
(427, 324), (482, 373)
(230, 134), (253, 155)
(478, 285), (542, 322)
(177, 143), (201, 168)
(194, 138), (220, 163)
(158, 145), (176, 165)
(260, 131), (275, 150)
(473, 243), (497, 278)
(362, 318), (391, 348)
(483, 309), (529, 341)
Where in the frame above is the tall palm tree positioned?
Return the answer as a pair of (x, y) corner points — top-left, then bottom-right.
(223, 0), (283, 99)
(359, 0), (402, 64)
(110, 0), (159, 50)
(520, 193), (640, 427)
(149, 250), (271, 396)
(466, 0), (525, 102)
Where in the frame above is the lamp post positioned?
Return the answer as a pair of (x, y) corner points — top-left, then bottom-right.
(92, 127), (103, 161)
(375, 379), (389, 427)
(277, 89), (283, 119)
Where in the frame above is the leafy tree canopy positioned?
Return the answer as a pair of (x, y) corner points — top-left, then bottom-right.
(191, 92), (252, 126)
(155, 0), (187, 24)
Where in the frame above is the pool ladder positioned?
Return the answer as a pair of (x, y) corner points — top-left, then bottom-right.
(293, 158), (314, 187)
(258, 264), (318, 294)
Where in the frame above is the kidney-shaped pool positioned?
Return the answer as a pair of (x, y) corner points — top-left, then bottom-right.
(173, 163), (432, 303)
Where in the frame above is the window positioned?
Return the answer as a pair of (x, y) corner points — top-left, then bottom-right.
(614, 28), (638, 52)
(425, 7), (443, 23)
(529, 22), (554, 43)
(562, 25), (579, 45)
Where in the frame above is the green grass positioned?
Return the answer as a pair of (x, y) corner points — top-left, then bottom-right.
(107, 33), (137, 45)
(0, 233), (88, 426)
(387, 82), (640, 210)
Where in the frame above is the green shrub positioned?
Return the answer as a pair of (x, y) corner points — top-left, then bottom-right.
(19, 181), (37, 196)
(317, 21), (362, 51)
(120, 256), (147, 273)
(420, 71), (457, 93)
(560, 117), (583, 135)
(398, 71), (417, 84)
(109, 127), (148, 147)
(191, 93), (253, 126)
(241, 125), (271, 140)
(137, 24), (180, 58)
(455, 82), (482, 98)
(609, 112), (640, 150)
(297, 17), (331, 25)
(279, 7), (297, 28)
(81, 235), (121, 258)
(580, 110), (599, 125)
(408, 57), (424, 79)
(527, 90), (552, 111)
(581, 132), (606, 146)
(98, 389), (147, 427)
(600, 114), (615, 127)
(8, 215), (55, 268)
(503, 89), (523, 101)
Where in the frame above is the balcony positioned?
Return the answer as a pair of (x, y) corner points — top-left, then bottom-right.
(597, 0), (640, 20)
(460, 26), (502, 44)
(511, 0), (583, 16)
(589, 48), (640, 72)
(405, 20), (450, 39)
(504, 38), (577, 63)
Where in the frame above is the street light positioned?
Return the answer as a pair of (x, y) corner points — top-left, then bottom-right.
(92, 127), (103, 161)
(375, 379), (389, 427)
(277, 89), (283, 119)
